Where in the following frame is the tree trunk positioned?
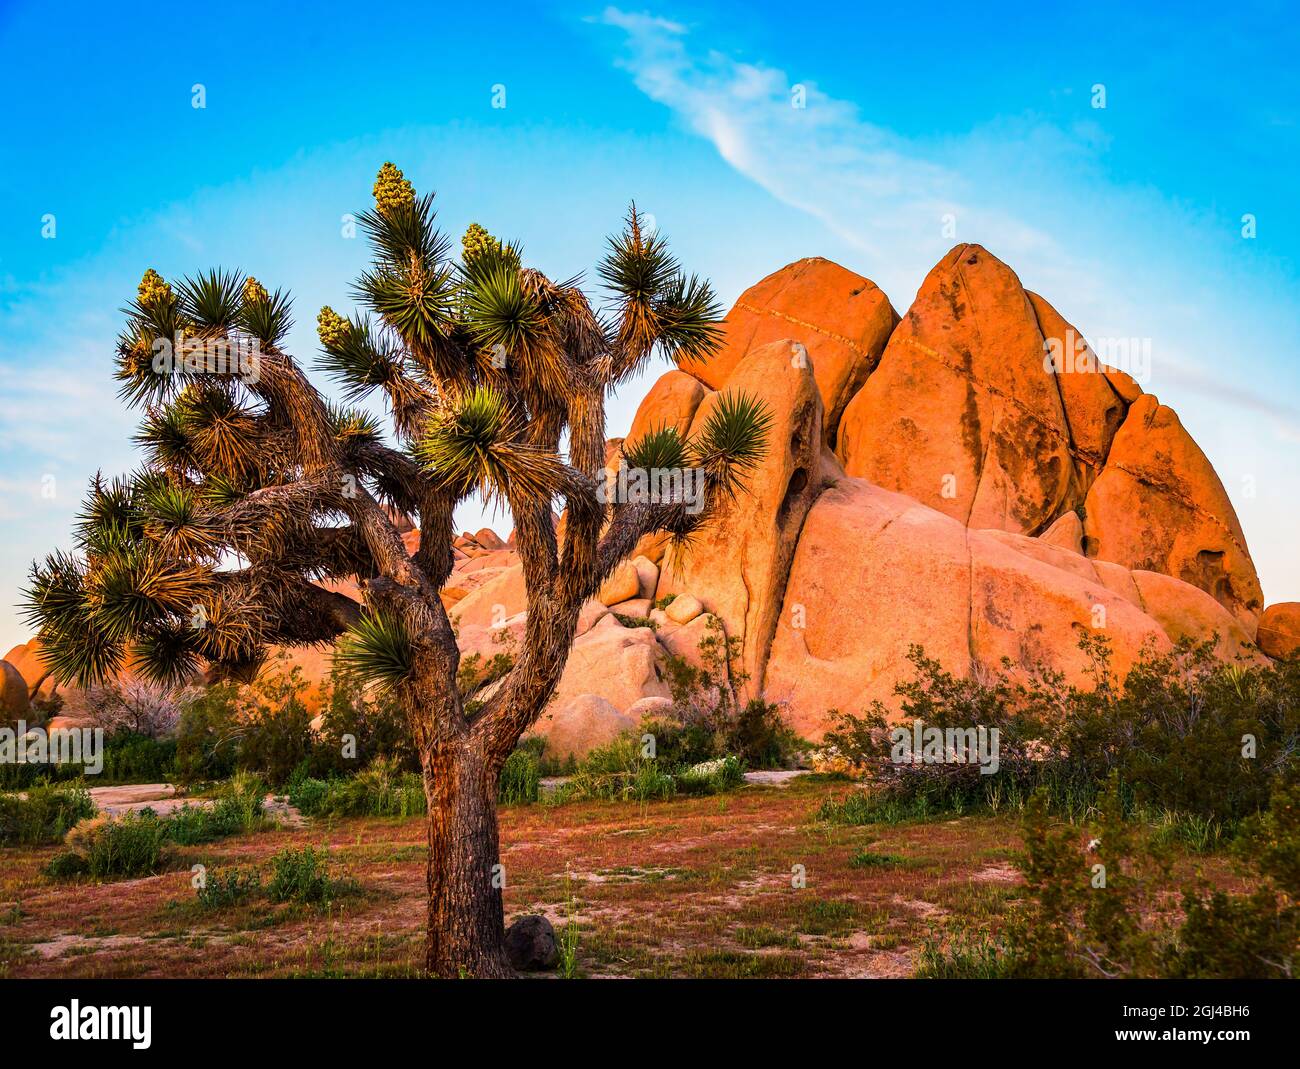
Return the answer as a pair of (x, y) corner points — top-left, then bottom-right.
(421, 740), (514, 978)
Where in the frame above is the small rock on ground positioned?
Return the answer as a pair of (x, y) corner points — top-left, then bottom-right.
(742, 770), (809, 787)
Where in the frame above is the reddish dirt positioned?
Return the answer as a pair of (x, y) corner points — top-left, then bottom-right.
(0, 777), (1250, 979)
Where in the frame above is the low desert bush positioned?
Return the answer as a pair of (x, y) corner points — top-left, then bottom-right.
(0, 730), (177, 790)
(0, 784), (95, 845)
(817, 790), (938, 826)
(677, 755), (745, 795)
(312, 669), (418, 775)
(176, 663), (422, 786)
(498, 746), (540, 805)
(268, 846), (355, 904)
(822, 636), (1300, 835)
(97, 733), (177, 783)
(165, 773), (266, 845)
(921, 773), (1300, 979)
(44, 774), (266, 879)
(650, 617), (805, 770)
(552, 736), (745, 804)
(288, 757), (424, 818)
(49, 811), (170, 878)
(174, 682), (242, 783)
(196, 867), (262, 909)
(553, 736), (676, 803)
(231, 669), (318, 786)
(82, 679), (183, 739)
(848, 849), (907, 869)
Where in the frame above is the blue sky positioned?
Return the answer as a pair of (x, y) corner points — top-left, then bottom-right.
(2, 0), (1298, 654)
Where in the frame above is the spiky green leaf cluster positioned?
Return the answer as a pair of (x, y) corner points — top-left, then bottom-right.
(622, 424), (688, 473)
(599, 206), (725, 379)
(335, 610), (414, 693)
(115, 267), (294, 405)
(462, 265), (544, 354)
(690, 391), (773, 500)
(414, 384), (566, 506)
(238, 278), (293, 346)
(619, 393), (771, 519)
(178, 269), (244, 332)
(316, 310), (407, 401)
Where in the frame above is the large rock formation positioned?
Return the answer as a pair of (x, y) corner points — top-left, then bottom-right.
(682, 258), (897, 449)
(837, 245), (1076, 535)
(659, 339), (833, 699)
(12, 247), (1280, 757)
(636, 244), (1269, 744)
(1082, 394), (1263, 630)
(835, 244), (1263, 633)
(1, 660), (31, 726)
(1258, 603), (1300, 660)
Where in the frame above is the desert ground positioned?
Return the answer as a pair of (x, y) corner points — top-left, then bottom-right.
(0, 774), (1248, 980)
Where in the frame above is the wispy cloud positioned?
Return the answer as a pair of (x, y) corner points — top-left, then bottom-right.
(595, 6), (1298, 432)
(595, 6), (1300, 601)
(596, 6), (1063, 295)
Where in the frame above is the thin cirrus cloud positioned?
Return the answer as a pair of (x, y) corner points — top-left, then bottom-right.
(598, 9), (970, 279)
(593, 5), (1300, 432)
(593, 5), (1300, 603)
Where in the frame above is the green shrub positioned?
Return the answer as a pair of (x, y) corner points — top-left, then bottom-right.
(43, 849), (90, 879)
(823, 637), (1300, 832)
(553, 735), (675, 803)
(916, 929), (1014, 978)
(232, 669), (317, 787)
(267, 847), (354, 904)
(0, 784), (95, 845)
(164, 774), (265, 845)
(677, 755), (745, 795)
(728, 699), (803, 768)
(498, 747), (540, 805)
(0, 759), (78, 791)
(313, 669), (417, 775)
(51, 812), (170, 879)
(849, 849), (907, 868)
(214, 771), (267, 830)
(920, 774), (1300, 979)
(628, 761), (677, 802)
(174, 682), (241, 783)
(197, 867), (262, 909)
(649, 618), (805, 770)
(817, 790), (938, 826)
(288, 757), (425, 818)
(175, 665), (338, 787)
(98, 733), (177, 783)
(0, 731), (177, 790)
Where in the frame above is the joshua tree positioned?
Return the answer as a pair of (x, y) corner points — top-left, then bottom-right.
(23, 163), (770, 976)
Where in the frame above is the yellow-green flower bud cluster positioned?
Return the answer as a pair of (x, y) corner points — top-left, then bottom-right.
(373, 161), (415, 217)
(317, 306), (351, 349)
